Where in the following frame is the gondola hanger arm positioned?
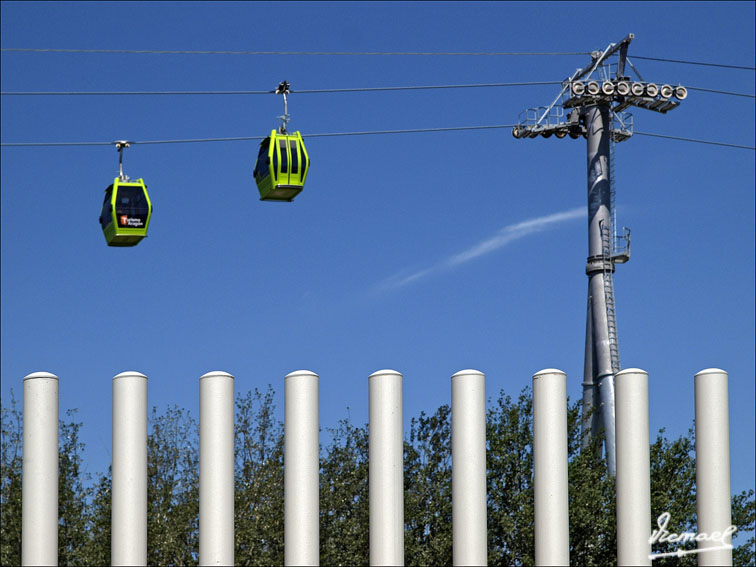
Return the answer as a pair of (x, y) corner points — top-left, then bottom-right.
(276, 80), (291, 134)
(114, 140), (132, 181)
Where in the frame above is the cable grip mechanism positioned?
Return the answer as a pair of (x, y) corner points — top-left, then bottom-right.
(275, 80), (291, 134)
(114, 140), (131, 181)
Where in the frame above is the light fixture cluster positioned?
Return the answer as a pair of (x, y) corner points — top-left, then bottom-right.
(571, 80), (687, 100)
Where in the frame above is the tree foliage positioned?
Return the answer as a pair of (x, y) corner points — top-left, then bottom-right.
(234, 387), (284, 566)
(320, 413), (369, 565)
(2, 385), (754, 566)
(487, 389), (535, 565)
(0, 392), (23, 566)
(58, 410), (93, 566)
(147, 405), (199, 566)
(404, 405), (452, 566)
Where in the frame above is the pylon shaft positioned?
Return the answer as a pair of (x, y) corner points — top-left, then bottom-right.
(584, 104), (617, 476)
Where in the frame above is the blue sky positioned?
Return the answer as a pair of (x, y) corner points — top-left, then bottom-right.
(2, 0), (754, 517)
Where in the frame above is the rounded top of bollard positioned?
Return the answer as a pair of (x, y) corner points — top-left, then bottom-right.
(368, 369), (402, 379)
(451, 369), (485, 379)
(615, 368), (649, 377)
(285, 369), (319, 379)
(113, 371), (148, 380)
(199, 371), (234, 381)
(532, 368), (566, 378)
(23, 371), (59, 381)
(694, 368), (728, 377)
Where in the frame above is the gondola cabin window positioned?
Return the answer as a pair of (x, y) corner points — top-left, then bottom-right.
(100, 187), (113, 230)
(289, 139), (299, 174)
(115, 184), (149, 228)
(254, 139), (270, 179)
(279, 139), (288, 174)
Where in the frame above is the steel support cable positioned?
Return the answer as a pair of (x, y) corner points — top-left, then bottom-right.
(686, 86), (755, 99)
(2, 84), (753, 98)
(633, 131), (755, 150)
(0, 81), (563, 96)
(2, 47), (754, 70)
(0, 125), (517, 146)
(631, 55), (755, 71)
(0, 47), (591, 56)
(2, 126), (754, 150)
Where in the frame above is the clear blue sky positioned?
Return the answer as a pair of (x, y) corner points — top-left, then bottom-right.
(2, 0), (754, 517)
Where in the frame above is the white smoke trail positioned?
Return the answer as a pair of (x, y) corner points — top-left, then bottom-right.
(375, 207), (585, 292)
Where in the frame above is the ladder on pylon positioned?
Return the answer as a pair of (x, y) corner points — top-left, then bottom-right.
(610, 129), (618, 244)
(601, 221), (621, 374)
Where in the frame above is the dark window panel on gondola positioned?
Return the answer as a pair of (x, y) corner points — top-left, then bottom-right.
(115, 185), (150, 227)
(100, 187), (114, 230)
(279, 139), (289, 174)
(289, 139), (299, 174)
(254, 139), (270, 179)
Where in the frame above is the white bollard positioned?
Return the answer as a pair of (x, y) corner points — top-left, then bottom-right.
(112, 371), (147, 566)
(22, 372), (59, 567)
(199, 371), (235, 567)
(615, 368), (651, 566)
(451, 369), (487, 566)
(533, 369), (569, 566)
(369, 369), (404, 566)
(285, 370), (320, 566)
(695, 369), (733, 566)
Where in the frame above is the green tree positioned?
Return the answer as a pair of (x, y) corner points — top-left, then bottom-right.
(0, 392), (23, 566)
(647, 428), (698, 565)
(320, 414), (370, 566)
(58, 411), (93, 565)
(83, 471), (111, 566)
(147, 405), (200, 566)
(234, 387), (285, 566)
(404, 405), (452, 567)
(487, 388), (535, 566)
(567, 404), (616, 567)
(732, 488), (755, 567)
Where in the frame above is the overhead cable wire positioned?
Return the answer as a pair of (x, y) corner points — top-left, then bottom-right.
(633, 131), (755, 150)
(0, 47), (591, 56)
(1, 125), (753, 150)
(0, 81), (564, 96)
(631, 55), (755, 71)
(2, 82), (752, 98)
(0, 125), (516, 146)
(686, 86), (755, 99)
(3, 47), (754, 70)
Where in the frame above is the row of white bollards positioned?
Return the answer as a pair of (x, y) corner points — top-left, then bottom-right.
(21, 367), (732, 566)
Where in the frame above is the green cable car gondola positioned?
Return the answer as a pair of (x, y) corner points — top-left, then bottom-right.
(253, 129), (310, 201)
(99, 177), (153, 246)
(99, 141), (152, 246)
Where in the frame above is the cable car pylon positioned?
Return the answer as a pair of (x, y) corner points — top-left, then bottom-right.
(253, 81), (310, 202)
(513, 33), (687, 476)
